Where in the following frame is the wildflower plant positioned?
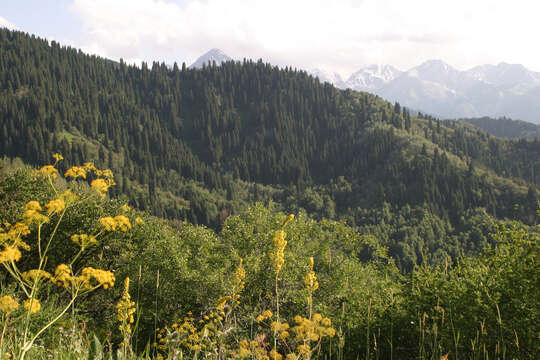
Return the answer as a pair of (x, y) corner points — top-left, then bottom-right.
(0, 154), (128, 359)
(230, 214), (335, 360)
(156, 258), (246, 359)
(117, 277), (136, 357)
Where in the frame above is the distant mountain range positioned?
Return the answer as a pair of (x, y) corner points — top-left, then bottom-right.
(191, 49), (540, 124)
(313, 60), (540, 125)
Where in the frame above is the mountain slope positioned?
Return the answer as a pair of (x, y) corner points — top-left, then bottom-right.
(460, 117), (540, 139)
(0, 28), (538, 230)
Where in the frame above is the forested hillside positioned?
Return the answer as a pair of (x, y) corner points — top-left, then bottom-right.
(0, 28), (539, 271)
(461, 116), (540, 139)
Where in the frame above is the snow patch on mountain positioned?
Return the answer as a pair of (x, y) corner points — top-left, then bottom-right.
(190, 48), (233, 69)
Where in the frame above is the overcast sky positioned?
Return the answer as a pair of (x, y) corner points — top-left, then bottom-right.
(2, 0), (540, 76)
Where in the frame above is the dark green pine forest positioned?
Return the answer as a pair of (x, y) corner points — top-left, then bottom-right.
(0, 28), (539, 271)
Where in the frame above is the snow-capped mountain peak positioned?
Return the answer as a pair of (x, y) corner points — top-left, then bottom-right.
(346, 64), (402, 90)
(190, 48), (233, 69)
(465, 62), (540, 87)
(310, 68), (345, 87)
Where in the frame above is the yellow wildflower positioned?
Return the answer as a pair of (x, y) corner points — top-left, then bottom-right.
(100, 169), (114, 179)
(271, 321), (289, 332)
(237, 345), (251, 358)
(25, 201), (42, 212)
(9, 222), (30, 237)
(23, 298), (41, 314)
(280, 331), (290, 340)
(269, 349), (283, 360)
(91, 178), (110, 197)
(52, 153), (63, 162)
(321, 317), (332, 327)
(282, 213), (295, 227)
(304, 258), (319, 292)
(296, 344), (310, 355)
(80, 267), (115, 289)
(120, 204), (131, 212)
(324, 327), (336, 337)
(285, 354), (297, 360)
(83, 162), (96, 172)
(45, 198), (66, 215)
(99, 217), (116, 231)
(64, 166), (87, 179)
(0, 296), (19, 313)
(22, 269), (52, 284)
(216, 295), (231, 310)
(38, 165), (58, 179)
(23, 201), (49, 224)
(114, 215), (131, 232)
(53, 264), (72, 285)
(135, 216), (144, 225)
(116, 277), (136, 334)
(269, 230), (287, 275)
(59, 189), (79, 204)
(0, 247), (22, 263)
(71, 234), (98, 248)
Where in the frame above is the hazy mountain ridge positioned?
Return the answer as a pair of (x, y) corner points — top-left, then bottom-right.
(314, 60), (540, 124)
(459, 116), (540, 139)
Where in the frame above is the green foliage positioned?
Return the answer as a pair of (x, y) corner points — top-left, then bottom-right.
(0, 166), (538, 359)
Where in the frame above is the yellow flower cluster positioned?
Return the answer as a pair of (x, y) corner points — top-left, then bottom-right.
(71, 234), (98, 248)
(0, 247), (22, 263)
(6, 222), (30, 237)
(156, 308), (226, 355)
(53, 264), (73, 288)
(303, 257), (319, 292)
(236, 339), (269, 359)
(256, 309), (273, 323)
(45, 198), (66, 215)
(91, 179), (111, 197)
(64, 161), (115, 198)
(269, 230), (287, 275)
(282, 214), (295, 227)
(99, 216), (131, 232)
(269, 349), (282, 360)
(59, 189), (79, 204)
(0, 222), (31, 251)
(23, 201), (50, 225)
(23, 298), (41, 314)
(52, 264), (115, 290)
(117, 277), (136, 334)
(52, 153), (64, 162)
(0, 295), (19, 313)
(215, 295), (231, 311)
(22, 269), (52, 285)
(291, 314), (335, 343)
(80, 267), (115, 290)
(37, 165), (59, 179)
(64, 166), (87, 179)
(270, 321), (289, 338)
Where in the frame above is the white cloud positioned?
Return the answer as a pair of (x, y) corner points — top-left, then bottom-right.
(0, 16), (17, 30)
(70, 0), (540, 76)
